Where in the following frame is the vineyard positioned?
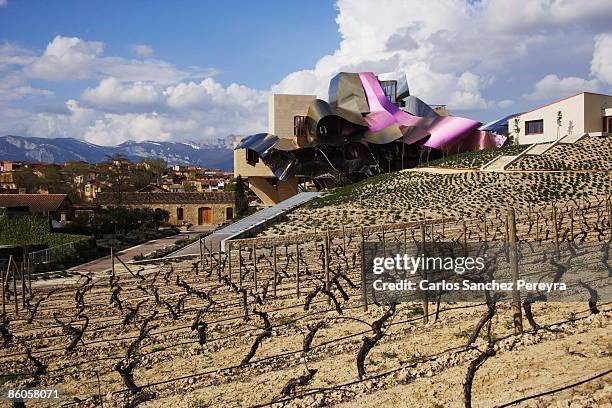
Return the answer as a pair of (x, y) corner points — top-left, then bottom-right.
(0, 196), (610, 407)
(260, 169), (611, 235)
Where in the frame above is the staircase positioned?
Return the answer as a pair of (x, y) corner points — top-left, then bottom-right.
(480, 155), (518, 172)
(480, 133), (588, 172)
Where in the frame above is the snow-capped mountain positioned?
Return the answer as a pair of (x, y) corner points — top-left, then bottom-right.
(0, 135), (234, 170)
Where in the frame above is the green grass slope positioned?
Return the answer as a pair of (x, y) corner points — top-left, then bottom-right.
(423, 144), (530, 169)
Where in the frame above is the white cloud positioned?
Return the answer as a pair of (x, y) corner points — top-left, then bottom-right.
(0, 72), (53, 102)
(84, 113), (171, 146)
(1, 75), (269, 145)
(131, 44), (153, 58)
(272, 0), (612, 113)
(0, 0), (7, 7)
(24, 36), (104, 80)
(81, 77), (160, 110)
(481, 0), (612, 33)
(80, 104), (267, 146)
(523, 74), (599, 100)
(272, 70), (324, 98)
(22, 36), (213, 84)
(0, 42), (37, 70)
(2, 1), (612, 146)
(591, 33), (612, 86)
(164, 78), (268, 111)
(23, 99), (99, 139)
(164, 79), (219, 110)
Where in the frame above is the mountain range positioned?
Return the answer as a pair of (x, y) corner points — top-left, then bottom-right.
(0, 135), (234, 170)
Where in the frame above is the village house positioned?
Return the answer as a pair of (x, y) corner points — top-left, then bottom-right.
(0, 194), (73, 221)
(0, 161), (24, 172)
(96, 191), (236, 227)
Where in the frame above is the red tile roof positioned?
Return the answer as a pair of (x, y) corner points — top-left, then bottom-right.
(0, 194), (70, 212)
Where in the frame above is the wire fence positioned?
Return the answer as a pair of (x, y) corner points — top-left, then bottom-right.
(0, 194), (610, 407)
(26, 236), (94, 272)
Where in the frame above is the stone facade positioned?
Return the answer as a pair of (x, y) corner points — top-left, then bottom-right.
(140, 202), (233, 226)
(268, 94), (316, 139)
(96, 192), (235, 227)
(234, 94), (315, 205)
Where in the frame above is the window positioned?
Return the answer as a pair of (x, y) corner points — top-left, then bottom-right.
(525, 119), (544, 135)
(379, 80), (397, 103)
(605, 116), (612, 133)
(226, 207), (234, 220)
(246, 149), (259, 165)
(294, 115), (307, 137)
(177, 207), (184, 221)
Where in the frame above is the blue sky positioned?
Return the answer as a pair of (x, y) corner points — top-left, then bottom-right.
(0, 0), (611, 145)
(0, 1), (339, 90)
(0, 0), (340, 117)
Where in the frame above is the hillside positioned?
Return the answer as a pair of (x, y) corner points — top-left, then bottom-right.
(1, 138), (609, 408)
(261, 137), (611, 236)
(506, 136), (612, 171)
(262, 171), (610, 235)
(423, 144), (530, 169)
(0, 135), (234, 169)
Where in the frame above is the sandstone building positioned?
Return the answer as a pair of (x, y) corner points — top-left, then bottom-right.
(96, 192), (235, 227)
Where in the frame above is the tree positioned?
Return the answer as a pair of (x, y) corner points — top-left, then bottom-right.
(152, 208), (170, 229)
(142, 158), (166, 180)
(234, 175), (248, 217)
(103, 155), (132, 205)
(513, 117), (521, 145)
(39, 165), (82, 201)
(13, 168), (41, 193)
(63, 161), (92, 179)
(556, 110), (563, 141)
(137, 157), (167, 186)
(62, 161), (94, 202)
(183, 181), (197, 192)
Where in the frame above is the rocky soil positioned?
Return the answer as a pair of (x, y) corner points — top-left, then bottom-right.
(1, 256), (609, 408)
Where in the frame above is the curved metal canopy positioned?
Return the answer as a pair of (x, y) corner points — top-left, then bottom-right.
(236, 71), (507, 183)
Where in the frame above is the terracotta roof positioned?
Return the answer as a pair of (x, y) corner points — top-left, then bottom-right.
(96, 191), (235, 205)
(137, 184), (168, 193)
(0, 194), (70, 212)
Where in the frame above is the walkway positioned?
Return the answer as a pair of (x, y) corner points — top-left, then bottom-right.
(68, 229), (210, 273)
(401, 167), (475, 174)
(481, 133), (588, 172)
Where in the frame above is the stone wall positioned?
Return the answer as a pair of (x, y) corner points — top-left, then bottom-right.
(113, 202), (235, 226)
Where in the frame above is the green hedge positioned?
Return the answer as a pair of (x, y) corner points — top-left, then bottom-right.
(45, 233), (93, 247)
(0, 215), (90, 248)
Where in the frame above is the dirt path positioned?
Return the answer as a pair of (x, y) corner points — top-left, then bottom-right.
(26, 231), (204, 288)
(401, 167), (476, 174)
(67, 231), (202, 274)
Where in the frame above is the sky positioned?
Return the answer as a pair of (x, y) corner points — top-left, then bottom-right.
(0, 0), (611, 146)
